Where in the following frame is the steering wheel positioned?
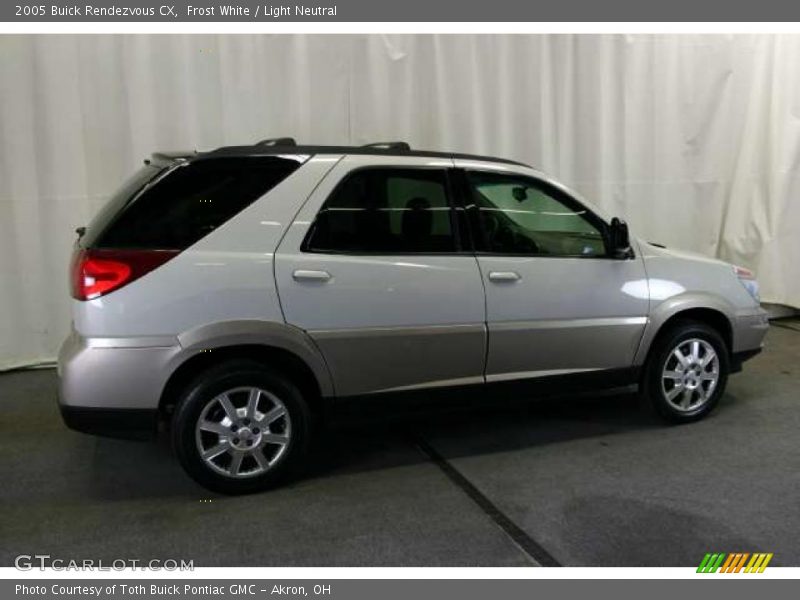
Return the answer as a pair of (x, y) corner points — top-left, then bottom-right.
(481, 213), (539, 253)
(512, 230), (539, 253)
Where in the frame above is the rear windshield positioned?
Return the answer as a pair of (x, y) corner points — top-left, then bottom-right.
(83, 164), (164, 247)
(86, 156), (301, 250)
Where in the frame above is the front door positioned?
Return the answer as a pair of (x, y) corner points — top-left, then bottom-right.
(454, 162), (649, 384)
(275, 156), (487, 398)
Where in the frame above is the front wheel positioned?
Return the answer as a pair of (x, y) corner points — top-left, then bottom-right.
(642, 321), (730, 423)
(172, 360), (311, 494)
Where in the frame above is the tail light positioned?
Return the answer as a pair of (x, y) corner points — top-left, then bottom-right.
(70, 248), (180, 300)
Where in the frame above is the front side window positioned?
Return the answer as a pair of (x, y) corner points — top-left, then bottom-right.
(304, 168), (457, 253)
(466, 171), (607, 257)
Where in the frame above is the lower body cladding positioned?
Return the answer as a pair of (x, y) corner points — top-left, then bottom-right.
(57, 314), (767, 441)
(733, 309), (770, 355)
(308, 318), (650, 396)
(57, 328), (179, 439)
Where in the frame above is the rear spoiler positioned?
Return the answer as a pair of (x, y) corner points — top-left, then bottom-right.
(145, 150), (197, 166)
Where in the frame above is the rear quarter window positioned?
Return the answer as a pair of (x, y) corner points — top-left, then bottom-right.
(90, 157), (301, 250)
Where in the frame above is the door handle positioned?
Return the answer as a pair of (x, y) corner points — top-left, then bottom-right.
(292, 269), (332, 282)
(488, 271), (521, 282)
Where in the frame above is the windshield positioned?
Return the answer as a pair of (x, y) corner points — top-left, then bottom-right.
(82, 164), (165, 247)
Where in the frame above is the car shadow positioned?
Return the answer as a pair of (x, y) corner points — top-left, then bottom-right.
(85, 392), (661, 500)
(84, 387), (661, 500)
(306, 387), (663, 480)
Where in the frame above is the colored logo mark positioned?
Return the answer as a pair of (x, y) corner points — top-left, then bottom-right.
(697, 553), (773, 573)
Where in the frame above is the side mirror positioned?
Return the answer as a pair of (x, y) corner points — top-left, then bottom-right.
(609, 217), (632, 258)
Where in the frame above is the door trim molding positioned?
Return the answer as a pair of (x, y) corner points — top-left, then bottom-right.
(308, 322), (485, 340)
(486, 367), (600, 383)
(490, 316), (647, 331)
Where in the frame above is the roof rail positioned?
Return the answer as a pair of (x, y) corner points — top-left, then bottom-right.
(362, 141), (410, 151)
(255, 137), (297, 147)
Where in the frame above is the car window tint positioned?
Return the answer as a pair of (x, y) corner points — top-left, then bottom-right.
(93, 157), (301, 250)
(467, 172), (606, 257)
(305, 168), (456, 253)
(82, 164), (163, 247)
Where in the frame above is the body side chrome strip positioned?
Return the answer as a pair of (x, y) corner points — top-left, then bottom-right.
(85, 336), (179, 349)
(308, 323), (486, 339)
(366, 375), (486, 395)
(486, 368), (601, 383)
(490, 317), (647, 331)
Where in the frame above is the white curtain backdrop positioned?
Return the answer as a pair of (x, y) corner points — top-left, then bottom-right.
(1, 34), (799, 368)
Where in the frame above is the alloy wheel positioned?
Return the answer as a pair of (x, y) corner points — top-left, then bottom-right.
(194, 386), (291, 478)
(661, 338), (720, 413)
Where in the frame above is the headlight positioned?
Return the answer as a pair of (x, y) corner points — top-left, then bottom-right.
(734, 265), (760, 302)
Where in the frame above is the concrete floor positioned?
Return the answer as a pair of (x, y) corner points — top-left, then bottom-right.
(1, 322), (798, 567)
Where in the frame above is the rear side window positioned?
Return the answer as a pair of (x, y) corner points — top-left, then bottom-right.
(90, 157), (301, 249)
(304, 168), (457, 253)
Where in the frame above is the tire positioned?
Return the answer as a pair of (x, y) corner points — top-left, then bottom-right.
(172, 359), (311, 494)
(641, 320), (730, 423)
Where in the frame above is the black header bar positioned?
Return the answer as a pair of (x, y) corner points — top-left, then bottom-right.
(4, 0), (800, 22)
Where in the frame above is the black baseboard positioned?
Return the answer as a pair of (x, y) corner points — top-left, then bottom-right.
(331, 367), (640, 423)
(59, 405), (157, 440)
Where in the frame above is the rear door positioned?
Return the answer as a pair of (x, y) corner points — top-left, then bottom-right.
(453, 160), (649, 384)
(274, 155), (487, 398)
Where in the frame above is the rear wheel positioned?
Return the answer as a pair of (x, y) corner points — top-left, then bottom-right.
(172, 360), (311, 494)
(642, 321), (729, 423)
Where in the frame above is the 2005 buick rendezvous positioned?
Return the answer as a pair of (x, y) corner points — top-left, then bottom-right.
(58, 139), (768, 493)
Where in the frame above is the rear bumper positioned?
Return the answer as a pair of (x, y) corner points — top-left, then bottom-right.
(59, 404), (158, 440)
(57, 328), (180, 438)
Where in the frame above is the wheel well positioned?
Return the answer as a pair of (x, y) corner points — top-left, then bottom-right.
(656, 308), (733, 354)
(159, 344), (324, 420)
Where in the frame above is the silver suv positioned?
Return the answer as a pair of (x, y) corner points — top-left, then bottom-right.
(58, 140), (768, 494)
